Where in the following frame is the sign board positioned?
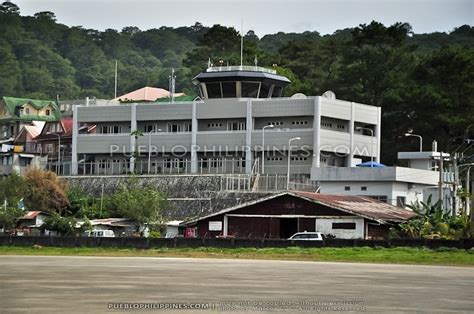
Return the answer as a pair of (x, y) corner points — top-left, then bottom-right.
(209, 221), (222, 231)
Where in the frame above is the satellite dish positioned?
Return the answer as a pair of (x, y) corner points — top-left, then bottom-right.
(322, 91), (336, 99)
(290, 93), (307, 99)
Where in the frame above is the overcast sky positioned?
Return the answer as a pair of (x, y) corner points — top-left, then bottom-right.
(14, 0), (473, 36)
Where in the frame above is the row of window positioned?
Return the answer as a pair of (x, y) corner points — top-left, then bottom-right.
(266, 157), (308, 162)
(344, 186), (368, 191)
(98, 122), (371, 134)
(291, 121), (309, 125)
(96, 158), (246, 169)
(18, 108), (51, 116)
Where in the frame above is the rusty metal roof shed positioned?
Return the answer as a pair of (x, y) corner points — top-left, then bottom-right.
(182, 191), (417, 226)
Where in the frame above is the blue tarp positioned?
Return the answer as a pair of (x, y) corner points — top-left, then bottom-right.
(356, 161), (386, 167)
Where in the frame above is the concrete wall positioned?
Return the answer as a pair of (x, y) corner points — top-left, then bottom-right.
(64, 175), (273, 220)
(316, 218), (365, 239)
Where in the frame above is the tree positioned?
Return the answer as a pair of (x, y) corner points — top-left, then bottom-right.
(24, 169), (70, 213)
(108, 181), (171, 235)
(42, 212), (76, 235)
(396, 196), (471, 239)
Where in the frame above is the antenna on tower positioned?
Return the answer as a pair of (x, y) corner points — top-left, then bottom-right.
(169, 68), (176, 103)
(240, 18), (243, 67)
(114, 60), (118, 98)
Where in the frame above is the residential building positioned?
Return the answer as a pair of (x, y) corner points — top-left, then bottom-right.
(34, 117), (73, 174)
(181, 191), (416, 239)
(0, 97), (61, 140)
(16, 211), (50, 236)
(71, 66), (381, 176)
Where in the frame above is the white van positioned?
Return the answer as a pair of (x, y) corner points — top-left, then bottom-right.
(83, 230), (115, 238)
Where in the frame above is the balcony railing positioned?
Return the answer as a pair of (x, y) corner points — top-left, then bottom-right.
(206, 65), (277, 74)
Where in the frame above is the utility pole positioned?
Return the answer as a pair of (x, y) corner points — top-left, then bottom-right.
(169, 68), (176, 103)
(439, 151), (444, 211)
(114, 60), (118, 99)
(452, 153), (459, 217)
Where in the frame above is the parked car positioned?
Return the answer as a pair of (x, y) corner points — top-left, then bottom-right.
(83, 230), (115, 238)
(288, 232), (324, 241)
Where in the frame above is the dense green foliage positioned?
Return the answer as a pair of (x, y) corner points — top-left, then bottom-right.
(0, 2), (473, 163)
(0, 169), (171, 233)
(394, 196), (471, 240)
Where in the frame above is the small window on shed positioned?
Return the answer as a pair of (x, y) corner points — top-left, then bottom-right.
(344, 186), (350, 191)
(361, 186), (367, 191)
(332, 222), (356, 230)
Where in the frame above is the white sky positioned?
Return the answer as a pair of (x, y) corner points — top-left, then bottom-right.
(14, 0), (474, 36)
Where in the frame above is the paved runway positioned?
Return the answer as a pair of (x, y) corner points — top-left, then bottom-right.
(0, 255), (473, 313)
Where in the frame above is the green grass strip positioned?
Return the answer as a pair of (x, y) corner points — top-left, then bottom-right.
(0, 245), (473, 266)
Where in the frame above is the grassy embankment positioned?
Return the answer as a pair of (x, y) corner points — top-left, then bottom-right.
(0, 245), (473, 266)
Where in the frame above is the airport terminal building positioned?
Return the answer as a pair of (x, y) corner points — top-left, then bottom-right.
(71, 66), (381, 177)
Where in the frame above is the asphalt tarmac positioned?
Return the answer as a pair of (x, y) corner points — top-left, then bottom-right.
(0, 255), (473, 313)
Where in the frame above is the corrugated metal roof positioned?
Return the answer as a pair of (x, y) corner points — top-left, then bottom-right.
(182, 191), (417, 226)
(293, 192), (417, 223)
(20, 211), (47, 220)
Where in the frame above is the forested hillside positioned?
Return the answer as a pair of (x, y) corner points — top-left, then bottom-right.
(0, 1), (473, 163)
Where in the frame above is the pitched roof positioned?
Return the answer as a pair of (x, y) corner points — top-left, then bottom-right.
(2, 97), (61, 121)
(292, 191), (417, 223)
(19, 211), (49, 220)
(35, 117), (74, 140)
(14, 121), (45, 142)
(113, 86), (185, 102)
(182, 191), (417, 226)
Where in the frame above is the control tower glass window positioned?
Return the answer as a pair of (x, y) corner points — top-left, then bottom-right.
(206, 82), (222, 98)
(259, 83), (271, 98)
(222, 82), (236, 98)
(242, 82), (260, 98)
(272, 86), (283, 97)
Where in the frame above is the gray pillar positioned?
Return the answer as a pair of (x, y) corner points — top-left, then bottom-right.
(245, 99), (253, 174)
(312, 96), (322, 168)
(71, 105), (79, 175)
(191, 101), (198, 173)
(130, 103), (137, 173)
(348, 102), (355, 167)
(375, 106), (382, 163)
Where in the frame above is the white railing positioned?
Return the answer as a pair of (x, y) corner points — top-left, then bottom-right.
(206, 65), (277, 74)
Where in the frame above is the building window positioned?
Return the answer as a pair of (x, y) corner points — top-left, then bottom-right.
(291, 157), (308, 161)
(291, 121), (308, 125)
(227, 121), (246, 131)
(397, 196), (406, 207)
(45, 144), (54, 153)
(267, 157), (283, 161)
(167, 123), (182, 133)
(332, 222), (356, 230)
(19, 108), (24, 115)
(268, 121), (283, 126)
(337, 124), (345, 130)
(344, 186), (350, 191)
(183, 123), (192, 132)
(361, 186), (367, 191)
(25, 108), (30, 114)
(101, 126), (121, 134)
(145, 124), (158, 133)
(208, 123), (223, 128)
(45, 109), (51, 116)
